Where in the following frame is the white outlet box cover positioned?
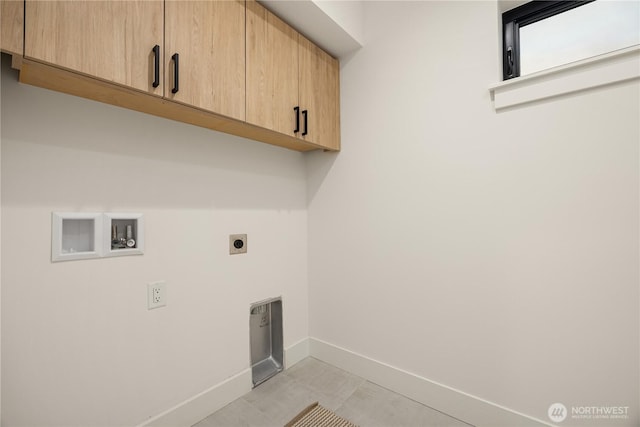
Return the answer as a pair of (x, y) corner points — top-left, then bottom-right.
(148, 281), (167, 310)
(103, 213), (144, 257)
(51, 212), (103, 262)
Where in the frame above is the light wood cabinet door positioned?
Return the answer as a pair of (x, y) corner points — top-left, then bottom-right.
(1, 0), (23, 55)
(247, 0), (340, 150)
(299, 35), (340, 150)
(24, 1), (163, 95)
(165, 0), (245, 121)
(246, 0), (298, 137)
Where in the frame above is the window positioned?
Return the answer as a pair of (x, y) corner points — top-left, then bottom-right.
(502, 0), (640, 80)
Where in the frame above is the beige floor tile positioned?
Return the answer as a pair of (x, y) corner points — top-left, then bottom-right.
(335, 381), (472, 427)
(282, 357), (327, 383)
(242, 372), (324, 426)
(285, 357), (365, 410)
(192, 357), (472, 427)
(193, 398), (276, 427)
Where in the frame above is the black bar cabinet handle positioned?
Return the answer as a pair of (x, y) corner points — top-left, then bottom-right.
(171, 53), (179, 94)
(152, 45), (160, 88)
(293, 106), (300, 133)
(302, 110), (308, 136)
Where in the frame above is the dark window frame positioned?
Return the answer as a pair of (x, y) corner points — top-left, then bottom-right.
(502, 0), (595, 80)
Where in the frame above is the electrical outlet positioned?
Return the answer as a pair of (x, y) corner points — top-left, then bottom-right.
(229, 234), (247, 255)
(148, 281), (167, 309)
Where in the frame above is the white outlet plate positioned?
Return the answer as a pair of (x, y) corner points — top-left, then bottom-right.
(148, 281), (167, 310)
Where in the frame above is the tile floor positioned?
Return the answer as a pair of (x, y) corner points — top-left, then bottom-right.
(193, 357), (473, 427)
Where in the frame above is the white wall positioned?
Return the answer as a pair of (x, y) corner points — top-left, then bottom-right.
(0, 56), (309, 426)
(313, 0), (364, 47)
(307, 1), (639, 426)
(2, 1), (639, 426)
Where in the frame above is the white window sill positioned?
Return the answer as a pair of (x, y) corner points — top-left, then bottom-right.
(489, 45), (640, 110)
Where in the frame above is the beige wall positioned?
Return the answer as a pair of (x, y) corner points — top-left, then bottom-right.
(307, 1), (639, 426)
(0, 56), (309, 426)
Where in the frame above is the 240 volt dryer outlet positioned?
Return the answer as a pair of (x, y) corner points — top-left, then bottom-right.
(229, 234), (247, 254)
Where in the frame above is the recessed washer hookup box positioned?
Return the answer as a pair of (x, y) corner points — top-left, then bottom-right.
(250, 297), (283, 387)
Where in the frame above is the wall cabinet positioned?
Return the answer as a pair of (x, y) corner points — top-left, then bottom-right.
(165, 0), (245, 121)
(25, 1), (163, 96)
(299, 36), (340, 150)
(15, 0), (339, 152)
(246, 0), (340, 150)
(0, 0), (23, 56)
(246, 0), (299, 138)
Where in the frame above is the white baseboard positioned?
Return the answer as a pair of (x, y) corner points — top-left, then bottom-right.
(137, 369), (252, 427)
(285, 337), (310, 369)
(137, 337), (550, 427)
(137, 339), (311, 427)
(309, 337), (552, 427)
